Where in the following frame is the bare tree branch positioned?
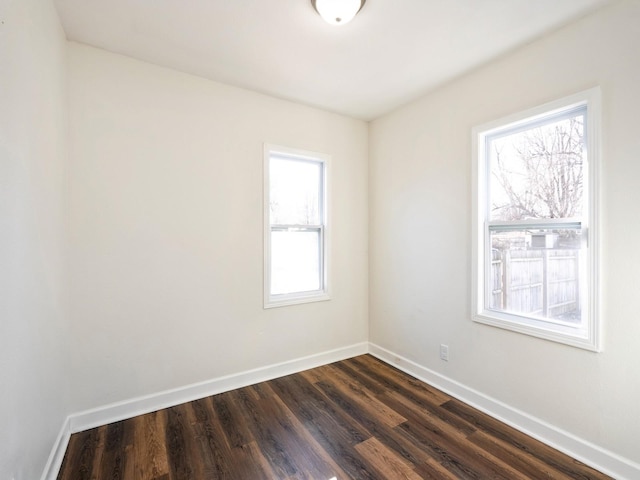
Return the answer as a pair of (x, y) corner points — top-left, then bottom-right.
(491, 117), (584, 221)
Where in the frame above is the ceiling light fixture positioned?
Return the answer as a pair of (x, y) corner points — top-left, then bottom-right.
(311, 0), (366, 26)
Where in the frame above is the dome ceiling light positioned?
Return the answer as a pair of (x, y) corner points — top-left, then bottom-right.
(311, 0), (367, 26)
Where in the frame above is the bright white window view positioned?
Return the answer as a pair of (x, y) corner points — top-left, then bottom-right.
(264, 145), (330, 308)
(472, 88), (601, 351)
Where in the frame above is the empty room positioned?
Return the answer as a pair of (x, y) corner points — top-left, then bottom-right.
(2, 0), (639, 478)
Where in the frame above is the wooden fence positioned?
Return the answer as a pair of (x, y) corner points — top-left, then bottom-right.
(491, 248), (580, 319)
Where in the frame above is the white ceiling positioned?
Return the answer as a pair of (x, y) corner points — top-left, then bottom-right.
(54, 0), (612, 120)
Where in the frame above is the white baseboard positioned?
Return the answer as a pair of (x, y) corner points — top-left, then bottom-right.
(40, 416), (71, 480)
(68, 342), (368, 434)
(368, 342), (640, 480)
(44, 341), (639, 480)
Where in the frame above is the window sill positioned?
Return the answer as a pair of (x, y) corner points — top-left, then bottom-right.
(264, 292), (331, 309)
(473, 311), (600, 352)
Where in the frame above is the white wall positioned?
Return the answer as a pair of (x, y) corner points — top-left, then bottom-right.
(6, 0), (636, 476)
(67, 43), (369, 412)
(370, 0), (640, 467)
(0, 0), (70, 478)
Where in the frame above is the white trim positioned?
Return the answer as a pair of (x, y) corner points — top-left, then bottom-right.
(44, 342), (639, 480)
(263, 143), (332, 309)
(471, 87), (601, 351)
(369, 343), (640, 480)
(264, 291), (331, 309)
(40, 416), (71, 480)
(68, 342), (367, 434)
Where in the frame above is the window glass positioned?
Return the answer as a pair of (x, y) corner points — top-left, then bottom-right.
(489, 227), (584, 325)
(270, 158), (322, 225)
(488, 110), (585, 222)
(271, 229), (321, 295)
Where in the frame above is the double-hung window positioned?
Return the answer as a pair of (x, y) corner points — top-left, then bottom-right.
(472, 88), (601, 351)
(264, 144), (330, 308)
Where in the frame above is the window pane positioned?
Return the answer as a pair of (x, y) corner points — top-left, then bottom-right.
(270, 157), (322, 225)
(271, 229), (321, 295)
(489, 227), (584, 325)
(488, 111), (585, 221)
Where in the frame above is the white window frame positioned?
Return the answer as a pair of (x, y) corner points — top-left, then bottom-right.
(264, 144), (330, 308)
(472, 88), (601, 351)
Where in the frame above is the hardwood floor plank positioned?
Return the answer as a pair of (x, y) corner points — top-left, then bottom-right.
(210, 390), (254, 449)
(208, 391), (282, 479)
(232, 440), (280, 479)
(268, 391), (352, 480)
(330, 359), (389, 395)
(413, 456), (467, 480)
(229, 387), (301, 478)
(246, 384), (349, 479)
(99, 420), (132, 480)
(355, 355), (452, 405)
(467, 429), (573, 480)
(302, 363), (407, 428)
(186, 401), (227, 479)
(297, 363), (333, 384)
(349, 357), (476, 436)
(57, 355), (612, 480)
(132, 410), (169, 480)
(311, 377), (437, 469)
(442, 398), (611, 480)
(164, 404), (198, 479)
(270, 373), (371, 447)
(89, 426), (108, 478)
(269, 374), (377, 479)
(249, 380), (275, 400)
(187, 397), (235, 479)
(122, 443), (136, 480)
(58, 427), (101, 480)
(395, 411), (530, 479)
(355, 437), (423, 479)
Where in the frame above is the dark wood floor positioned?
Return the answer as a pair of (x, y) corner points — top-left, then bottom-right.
(58, 355), (611, 479)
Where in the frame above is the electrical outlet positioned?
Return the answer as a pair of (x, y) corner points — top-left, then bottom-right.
(440, 344), (449, 361)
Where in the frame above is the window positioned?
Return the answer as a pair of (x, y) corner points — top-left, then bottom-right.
(472, 88), (601, 351)
(264, 144), (330, 308)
